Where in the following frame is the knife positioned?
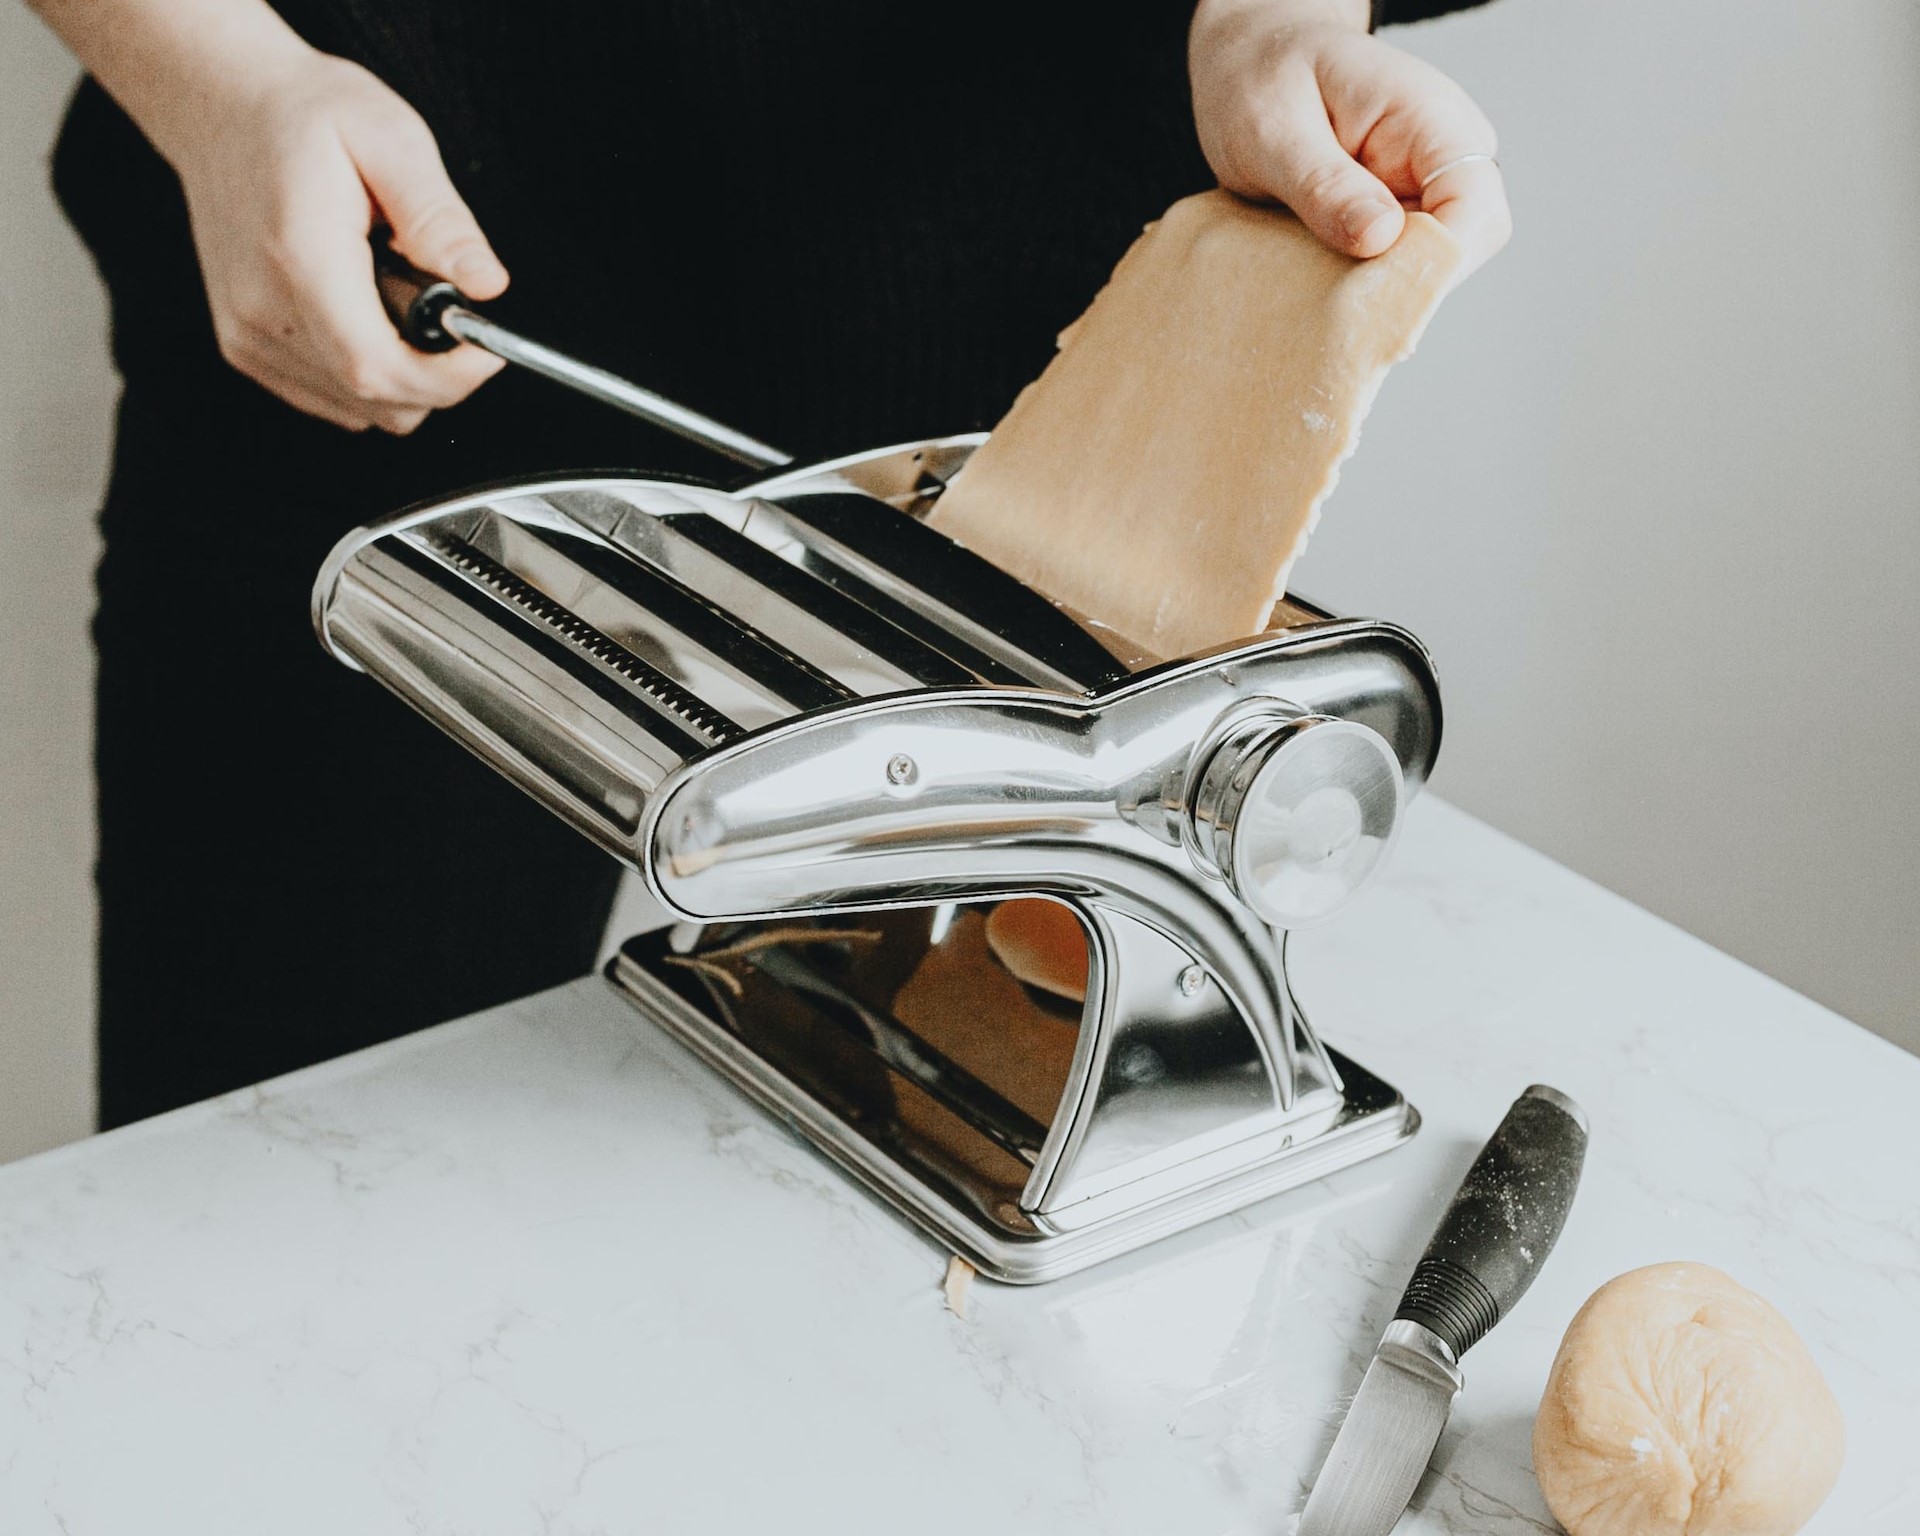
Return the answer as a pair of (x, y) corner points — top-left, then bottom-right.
(1298, 1083), (1588, 1536)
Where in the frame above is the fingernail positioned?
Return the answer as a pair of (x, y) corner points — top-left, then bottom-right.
(453, 251), (501, 288)
(1345, 201), (1400, 251)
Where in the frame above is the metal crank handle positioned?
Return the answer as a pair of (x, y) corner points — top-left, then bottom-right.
(1394, 1084), (1589, 1359)
(371, 241), (792, 472)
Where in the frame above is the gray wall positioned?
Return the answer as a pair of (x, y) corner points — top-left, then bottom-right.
(1, 12), (110, 1163)
(1303, 0), (1920, 1051)
(1, 0), (1914, 1162)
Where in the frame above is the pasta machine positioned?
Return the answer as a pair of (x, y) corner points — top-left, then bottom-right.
(314, 267), (1440, 1281)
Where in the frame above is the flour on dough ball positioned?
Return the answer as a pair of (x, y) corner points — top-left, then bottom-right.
(1533, 1263), (1843, 1536)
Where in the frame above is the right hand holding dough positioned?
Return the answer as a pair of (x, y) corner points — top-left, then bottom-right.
(1189, 0), (1512, 280)
(1534, 1263), (1845, 1536)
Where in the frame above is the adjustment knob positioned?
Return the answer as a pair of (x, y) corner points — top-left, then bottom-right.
(1185, 709), (1404, 929)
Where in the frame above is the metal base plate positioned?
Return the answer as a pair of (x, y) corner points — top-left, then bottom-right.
(606, 927), (1418, 1284)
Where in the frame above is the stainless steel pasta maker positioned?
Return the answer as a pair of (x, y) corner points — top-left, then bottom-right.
(314, 273), (1439, 1281)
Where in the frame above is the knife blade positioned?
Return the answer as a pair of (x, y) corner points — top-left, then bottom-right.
(1298, 1083), (1588, 1536)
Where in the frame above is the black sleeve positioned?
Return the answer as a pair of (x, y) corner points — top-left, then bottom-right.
(1372, 0), (1495, 26)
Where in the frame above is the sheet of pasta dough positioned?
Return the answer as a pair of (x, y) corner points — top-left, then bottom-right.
(929, 190), (1461, 660)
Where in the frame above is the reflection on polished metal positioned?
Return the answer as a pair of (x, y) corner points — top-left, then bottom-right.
(313, 435), (1442, 1281)
(1296, 1319), (1463, 1536)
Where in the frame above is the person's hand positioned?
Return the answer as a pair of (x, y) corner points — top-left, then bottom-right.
(158, 42), (509, 432)
(1190, 0), (1511, 280)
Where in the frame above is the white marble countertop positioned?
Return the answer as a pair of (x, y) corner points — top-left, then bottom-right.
(1, 798), (1914, 1534)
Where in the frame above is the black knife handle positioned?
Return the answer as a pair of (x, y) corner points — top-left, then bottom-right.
(373, 238), (466, 353)
(1393, 1084), (1588, 1359)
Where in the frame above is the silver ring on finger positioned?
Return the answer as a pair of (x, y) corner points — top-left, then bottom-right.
(1419, 152), (1499, 192)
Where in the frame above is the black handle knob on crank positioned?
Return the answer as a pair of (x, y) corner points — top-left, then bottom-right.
(363, 232), (790, 469)
(372, 237), (465, 353)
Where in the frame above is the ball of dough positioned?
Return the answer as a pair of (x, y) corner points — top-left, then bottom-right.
(1533, 1263), (1844, 1536)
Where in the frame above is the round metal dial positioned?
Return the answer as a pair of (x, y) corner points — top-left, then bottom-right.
(1188, 712), (1404, 929)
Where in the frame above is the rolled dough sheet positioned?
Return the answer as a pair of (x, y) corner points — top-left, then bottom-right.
(929, 190), (1461, 660)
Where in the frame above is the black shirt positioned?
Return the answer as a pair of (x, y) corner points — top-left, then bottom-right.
(59, 0), (1492, 464)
